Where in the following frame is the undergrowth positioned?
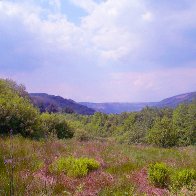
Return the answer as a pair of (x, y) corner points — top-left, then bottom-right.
(49, 156), (100, 177)
(148, 162), (196, 193)
(0, 136), (195, 195)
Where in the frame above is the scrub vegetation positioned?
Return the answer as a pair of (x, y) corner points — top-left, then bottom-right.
(0, 79), (195, 195)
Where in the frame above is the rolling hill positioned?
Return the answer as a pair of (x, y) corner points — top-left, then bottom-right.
(30, 93), (95, 115)
(30, 92), (196, 115)
(154, 92), (196, 108)
(80, 92), (196, 114)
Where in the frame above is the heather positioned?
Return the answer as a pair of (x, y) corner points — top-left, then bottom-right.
(0, 136), (196, 195)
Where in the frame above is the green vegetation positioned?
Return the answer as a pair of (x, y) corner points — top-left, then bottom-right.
(0, 78), (196, 194)
(0, 78), (195, 147)
(0, 79), (41, 138)
(0, 79), (74, 139)
(148, 162), (196, 193)
(65, 103), (196, 147)
(148, 162), (170, 188)
(50, 156), (100, 177)
(147, 117), (176, 147)
(171, 168), (196, 191)
(0, 137), (195, 195)
(40, 113), (74, 139)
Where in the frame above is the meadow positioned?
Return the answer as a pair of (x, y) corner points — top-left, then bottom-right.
(0, 136), (195, 196)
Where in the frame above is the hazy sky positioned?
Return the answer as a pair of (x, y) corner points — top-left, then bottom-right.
(0, 0), (196, 102)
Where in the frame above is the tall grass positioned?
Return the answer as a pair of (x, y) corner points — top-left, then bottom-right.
(0, 136), (195, 195)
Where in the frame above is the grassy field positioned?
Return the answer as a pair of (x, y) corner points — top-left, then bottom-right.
(0, 136), (196, 195)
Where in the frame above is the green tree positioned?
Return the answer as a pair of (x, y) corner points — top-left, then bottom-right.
(147, 116), (176, 147)
(0, 79), (41, 137)
(40, 113), (74, 139)
(173, 103), (196, 146)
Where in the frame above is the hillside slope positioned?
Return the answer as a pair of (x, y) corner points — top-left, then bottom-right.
(155, 92), (196, 108)
(79, 102), (156, 114)
(80, 92), (196, 114)
(30, 93), (95, 115)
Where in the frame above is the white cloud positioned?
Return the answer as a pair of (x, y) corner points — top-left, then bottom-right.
(106, 67), (196, 101)
(49, 0), (61, 12)
(78, 0), (196, 64)
(1, 0), (196, 64)
(70, 0), (97, 13)
(142, 11), (153, 22)
(0, 0), (196, 101)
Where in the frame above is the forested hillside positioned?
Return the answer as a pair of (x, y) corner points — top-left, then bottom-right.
(30, 93), (95, 115)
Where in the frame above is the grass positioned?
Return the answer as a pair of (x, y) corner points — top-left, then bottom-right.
(0, 135), (195, 195)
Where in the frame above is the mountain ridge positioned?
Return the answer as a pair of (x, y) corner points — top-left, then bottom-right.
(30, 93), (95, 115)
(80, 92), (196, 114)
(30, 92), (196, 115)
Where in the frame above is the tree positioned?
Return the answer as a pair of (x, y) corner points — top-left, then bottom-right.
(173, 103), (196, 146)
(40, 113), (74, 139)
(0, 79), (42, 137)
(147, 116), (176, 147)
(62, 107), (74, 114)
(46, 103), (59, 113)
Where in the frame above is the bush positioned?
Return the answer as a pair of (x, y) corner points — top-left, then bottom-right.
(50, 156), (100, 177)
(171, 169), (196, 190)
(0, 79), (42, 138)
(148, 162), (170, 188)
(40, 113), (74, 139)
(173, 103), (196, 146)
(147, 117), (177, 147)
(74, 128), (90, 141)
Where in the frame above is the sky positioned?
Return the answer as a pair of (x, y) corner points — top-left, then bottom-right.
(0, 0), (196, 102)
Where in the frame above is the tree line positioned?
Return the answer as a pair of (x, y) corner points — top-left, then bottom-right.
(0, 79), (73, 139)
(64, 102), (196, 147)
(0, 79), (195, 147)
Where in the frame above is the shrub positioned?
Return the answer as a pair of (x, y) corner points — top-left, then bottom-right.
(74, 128), (90, 141)
(147, 117), (177, 147)
(0, 79), (42, 138)
(106, 162), (136, 175)
(50, 156), (100, 177)
(173, 103), (196, 146)
(148, 162), (170, 188)
(40, 113), (74, 139)
(171, 169), (196, 190)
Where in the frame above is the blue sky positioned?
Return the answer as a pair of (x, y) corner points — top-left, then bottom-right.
(0, 0), (196, 102)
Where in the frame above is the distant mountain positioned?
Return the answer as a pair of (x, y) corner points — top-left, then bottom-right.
(154, 92), (196, 108)
(30, 92), (196, 115)
(79, 102), (156, 114)
(80, 92), (196, 114)
(30, 93), (95, 115)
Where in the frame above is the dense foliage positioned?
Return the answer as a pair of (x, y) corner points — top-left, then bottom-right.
(40, 113), (74, 139)
(30, 93), (95, 115)
(0, 79), (73, 139)
(50, 156), (100, 177)
(148, 162), (196, 192)
(0, 78), (195, 146)
(171, 168), (196, 191)
(0, 79), (41, 137)
(65, 103), (196, 147)
(148, 163), (170, 188)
